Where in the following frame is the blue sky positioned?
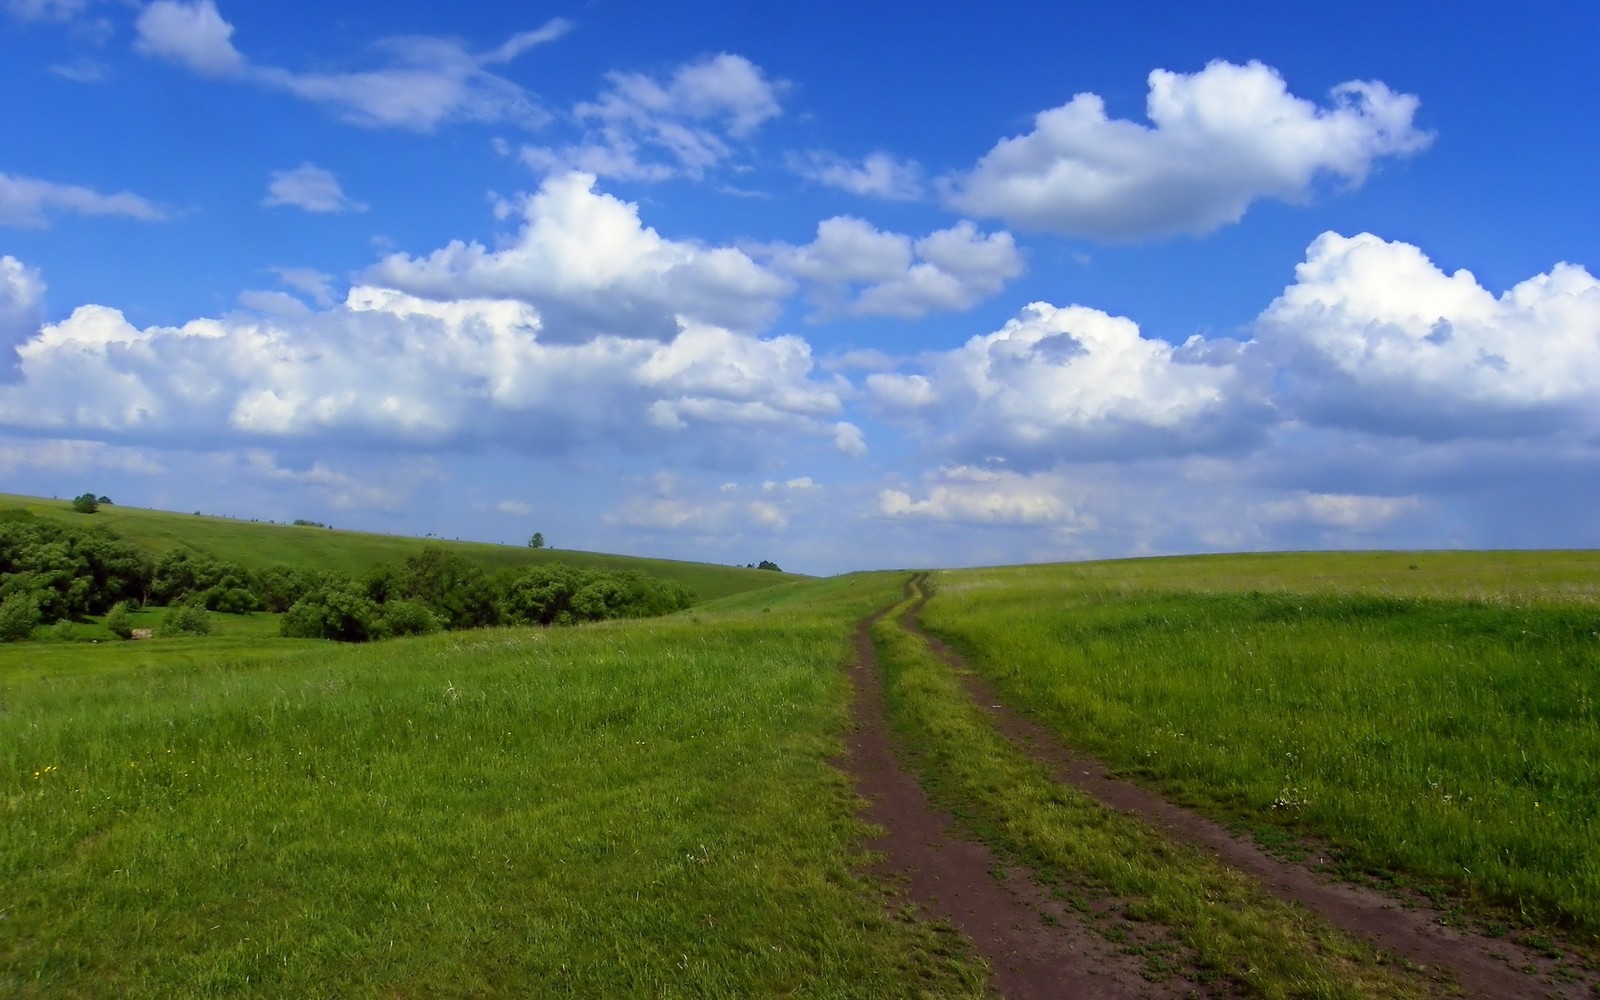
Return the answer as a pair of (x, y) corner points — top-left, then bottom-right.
(3, 1), (1598, 574)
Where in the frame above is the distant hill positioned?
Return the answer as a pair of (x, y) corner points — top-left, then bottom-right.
(0, 493), (800, 602)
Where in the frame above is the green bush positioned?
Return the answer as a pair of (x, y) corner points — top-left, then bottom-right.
(376, 599), (443, 638)
(0, 592), (40, 642)
(103, 601), (135, 640)
(47, 619), (77, 642)
(158, 604), (213, 638)
(281, 582), (380, 642)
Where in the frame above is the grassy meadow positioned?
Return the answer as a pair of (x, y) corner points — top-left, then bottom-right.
(872, 581), (1434, 998)
(0, 493), (798, 601)
(1, 573), (984, 998)
(919, 551), (1600, 945)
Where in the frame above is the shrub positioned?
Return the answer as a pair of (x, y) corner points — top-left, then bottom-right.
(0, 593), (40, 642)
(47, 619), (76, 642)
(71, 493), (99, 514)
(158, 604), (213, 638)
(376, 599), (443, 638)
(281, 582), (379, 642)
(104, 601), (135, 639)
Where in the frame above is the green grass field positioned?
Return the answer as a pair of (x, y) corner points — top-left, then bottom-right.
(872, 581), (1433, 998)
(919, 551), (1600, 945)
(1, 573), (984, 998)
(1, 493), (798, 602)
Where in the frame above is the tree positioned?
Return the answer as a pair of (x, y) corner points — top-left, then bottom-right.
(528, 532), (545, 549)
(71, 493), (99, 514)
(757, 560), (782, 572)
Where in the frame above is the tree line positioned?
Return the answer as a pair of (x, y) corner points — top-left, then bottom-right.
(0, 510), (695, 643)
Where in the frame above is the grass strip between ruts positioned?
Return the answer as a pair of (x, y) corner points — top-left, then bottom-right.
(872, 578), (1435, 1000)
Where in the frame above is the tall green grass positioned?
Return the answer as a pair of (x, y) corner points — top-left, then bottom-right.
(1, 573), (983, 998)
(1, 492), (798, 601)
(873, 583), (1431, 999)
(920, 553), (1600, 943)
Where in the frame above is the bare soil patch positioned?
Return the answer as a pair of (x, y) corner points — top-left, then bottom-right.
(843, 609), (1229, 999)
(902, 592), (1599, 1000)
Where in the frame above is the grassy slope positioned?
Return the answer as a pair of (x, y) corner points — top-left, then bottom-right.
(1, 573), (985, 999)
(920, 550), (1600, 945)
(1, 493), (797, 601)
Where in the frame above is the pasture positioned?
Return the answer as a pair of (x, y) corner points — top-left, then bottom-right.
(1, 574), (981, 998)
(919, 551), (1600, 944)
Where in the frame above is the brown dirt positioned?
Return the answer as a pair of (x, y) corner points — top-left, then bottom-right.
(843, 608), (1231, 999)
(900, 585), (1600, 1000)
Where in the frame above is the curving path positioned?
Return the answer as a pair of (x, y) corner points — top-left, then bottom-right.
(842, 607), (1225, 999)
(885, 578), (1598, 999)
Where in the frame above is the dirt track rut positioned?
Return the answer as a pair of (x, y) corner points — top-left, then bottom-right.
(886, 579), (1598, 999)
(843, 608), (1221, 999)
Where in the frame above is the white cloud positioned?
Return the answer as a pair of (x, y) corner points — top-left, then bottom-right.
(134, 1), (569, 131)
(6, 0), (88, 22)
(495, 499), (532, 515)
(832, 421), (866, 457)
(1254, 490), (1423, 532)
(521, 53), (786, 181)
(605, 470), (822, 535)
(0, 434), (166, 476)
(1, 256), (46, 350)
(868, 301), (1262, 465)
(263, 163), (367, 213)
(787, 150), (924, 200)
(0, 172), (168, 228)
(1258, 232), (1600, 439)
(0, 268), (846, 460)
(236, 290), (312, 317)
(943, 60), (1431, 241)
(366, 171), (791, 340)
(134, 0), (244, 76)
(221, 448), (433, 511)
(766, 216), (1022, 318)
(49, 57), (110, 82)
(878, 466), (1087, 529)
(270, 267), (337, 307)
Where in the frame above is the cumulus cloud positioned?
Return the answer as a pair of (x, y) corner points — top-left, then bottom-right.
(765, 216), (1022, 318)
(134, 0), (568, 131)
(134, 0), (243, 75)
(0, 172), (168, 228)
(943, 60), (1431, 241)
(366, 171), (791, 340)
(0, 270), (847, 461)
(868, 301), (1264, 465)
(262, 163), (367, 213)
(1, 256), (46, 353)
(787, 150), (924, 200)
(1258, 232), (1600, 439)
(521, 53), (787, 180)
